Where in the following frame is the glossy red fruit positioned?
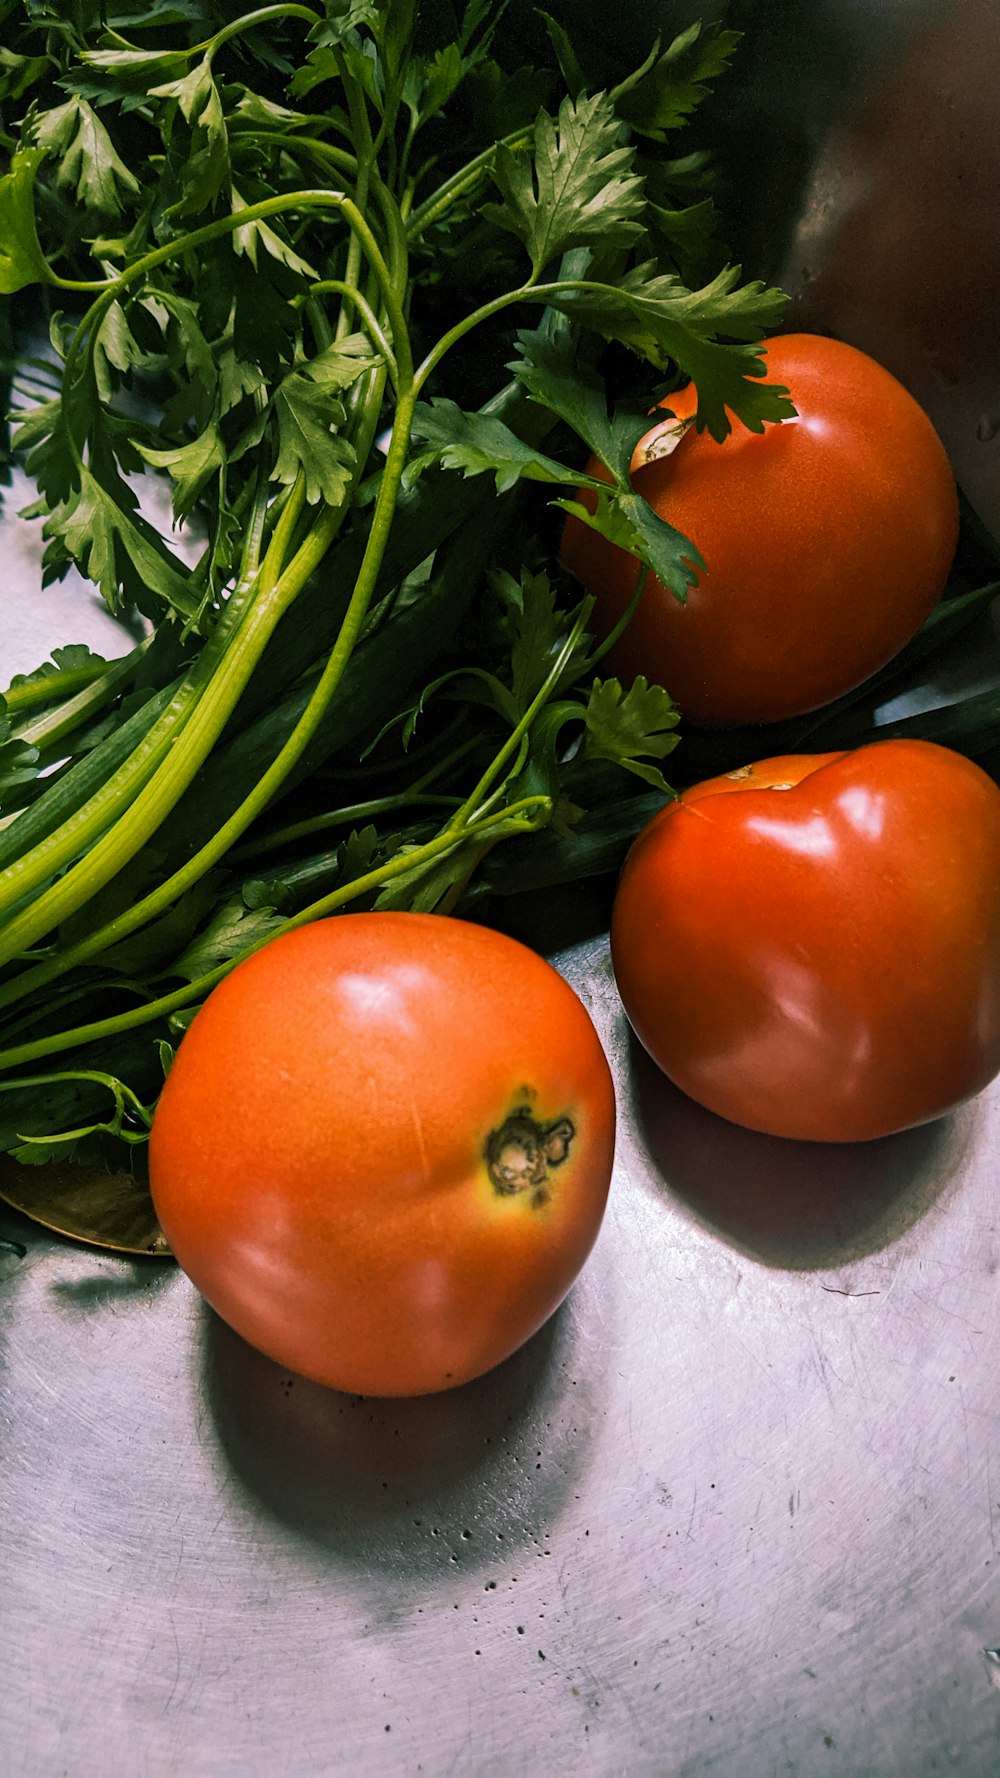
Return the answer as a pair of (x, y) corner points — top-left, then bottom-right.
(149, 912), (616, 1396)
(610, 740), (1000, 1142)
(561, 333), (959, 726)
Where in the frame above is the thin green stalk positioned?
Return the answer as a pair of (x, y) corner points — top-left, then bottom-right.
(405, 126), (534, 242)
(412, 284), (535, 393)
(307, 281), (398, 385)
(334, 59), (375, 343)
(452, 613), (592, 828)
(240, 135), (377, 230)
(235, 732), (480, 859)
(0, 796), (551, 1072)
(231, 395), (272, 595)
(236, 792), (463, 858)
(0, 577), (259, 919)
(0, 363), (394, 1006)
(4, 654), (124, 720)
(95, 3), (319, 61)
(0, 1069), (154, 1145)
(0, 482), (316, 962)
(202, 3), (320, 55)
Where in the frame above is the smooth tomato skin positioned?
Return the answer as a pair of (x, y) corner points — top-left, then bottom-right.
(610, 740), (1000, 1143)
(560, 333), (959, 726)
(149, 912), (616, 1397)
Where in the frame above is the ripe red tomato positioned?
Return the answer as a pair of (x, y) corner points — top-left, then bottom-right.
(560, 333), (959, 726)
(149, 912), (615, 1397)
(610, 740), (1000, 1143)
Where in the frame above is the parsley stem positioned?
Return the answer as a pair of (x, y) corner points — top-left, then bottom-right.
(451, 611), (592, 828)
(0, 365), (398, 1004)
(0, 574), (261, 927)
(204, 4), (320, 56)
(334, 61), (375, 344)
(405, 126), (534, 241)
(307, 281), (398, 386)
(412, 285), (535, 394)
(0, 472), (317, 958)
(12, 640), (153, 753)
(5, 652), (129, 720)
(238, 793), (463, 858)
(236, 734), (481, 859)
(0, 799), (551, 1073)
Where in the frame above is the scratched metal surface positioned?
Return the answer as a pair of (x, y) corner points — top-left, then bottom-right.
(1, 960), (999, 1778)
(3, 1), (1000, 1773)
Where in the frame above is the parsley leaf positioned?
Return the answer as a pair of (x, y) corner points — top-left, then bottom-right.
(136, 424), (226, 524)
(582, 676), (680, 790)
(230, 185), (319, 279)
(31, 98), (140, 217)
(409, 400), (579, 493)
(43, 467), (200, 621)
(499, 567), (590, 713)
(613, 22), (743, 138)
(541, 261), (795, 438)
(403, 42), (471, 134)
(271, 335), (381, 506)
(555, 484), (702, 602)
(169, 894), (287, 984)
(150, 57), (230, 214)
(484, 90), (645, 275)
(510, 327), (646, 478)
(0, 149), (53, 294)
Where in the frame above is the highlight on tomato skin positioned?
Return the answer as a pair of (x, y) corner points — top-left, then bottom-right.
(609, 739), (1000, 1144)
(148, 911), (617, 1398)
(560, 332), (960, 728)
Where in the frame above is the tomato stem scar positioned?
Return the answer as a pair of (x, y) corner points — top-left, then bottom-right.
(484, 1106), (575, 1199)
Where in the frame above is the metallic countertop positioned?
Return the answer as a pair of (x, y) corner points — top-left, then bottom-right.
(2, 949), (999, 1776)
(3, 2), (1000, 1772)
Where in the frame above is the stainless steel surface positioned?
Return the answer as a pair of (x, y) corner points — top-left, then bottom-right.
(5, 457), (146, 681)
(4, 2), (1000, 1772)
(2, 949), (999, 1777)
(720, 0), (1000, 540)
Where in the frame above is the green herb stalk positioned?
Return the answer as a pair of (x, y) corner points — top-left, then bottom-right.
(0, 2), (804, 1180)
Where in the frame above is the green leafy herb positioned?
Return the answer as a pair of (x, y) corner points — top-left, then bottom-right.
(0, 149), (53, 294)
(484, 90), (646, 275)
(614, 22), (742, 138)
(0, 2), (800, 1192)
(31, 97), (141, 216)
(582, 675), (680, 790)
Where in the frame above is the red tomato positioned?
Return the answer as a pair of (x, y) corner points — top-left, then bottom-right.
(560, 333), (959, 726)
(149, 912), (615, 1396)
(610, 740), (1000, 1143)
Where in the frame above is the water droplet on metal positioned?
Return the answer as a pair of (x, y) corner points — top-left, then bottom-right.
(976, 414), (1000, 444)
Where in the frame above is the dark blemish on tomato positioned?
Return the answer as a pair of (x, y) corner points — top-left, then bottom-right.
(484, 1106), (576, 1198)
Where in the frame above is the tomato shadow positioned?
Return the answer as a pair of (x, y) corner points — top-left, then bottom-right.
(625, 1036), (973, 1270)
(201, 1278), (606, 1582)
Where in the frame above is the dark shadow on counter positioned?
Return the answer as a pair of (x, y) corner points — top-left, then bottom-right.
(625, 1034), (974, 1271)
(201, 1273), (609, 1583)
